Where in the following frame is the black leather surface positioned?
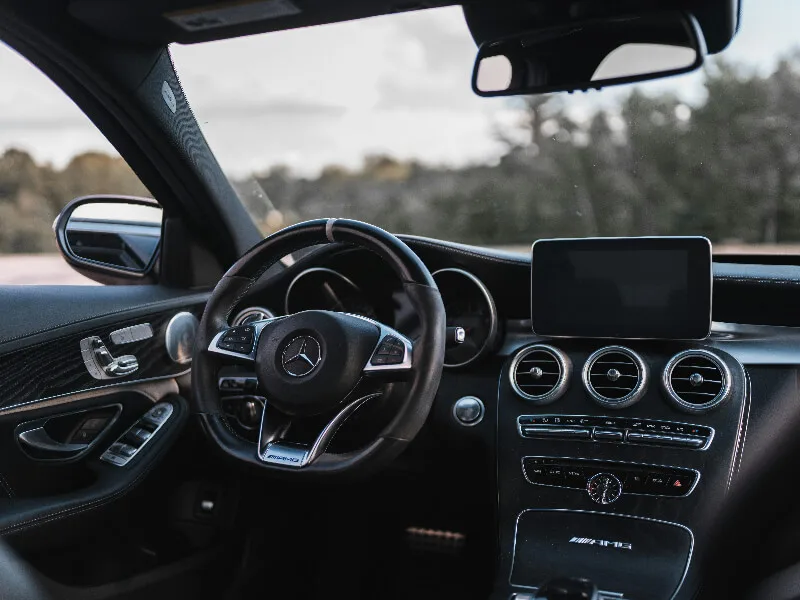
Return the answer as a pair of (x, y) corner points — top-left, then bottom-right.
(0, 285), (208, 352)
(0, 539), (52, 599)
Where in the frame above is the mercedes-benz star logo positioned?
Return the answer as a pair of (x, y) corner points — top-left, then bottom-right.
(281, 335), (322, 377)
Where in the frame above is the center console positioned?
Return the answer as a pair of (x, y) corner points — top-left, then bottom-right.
(493, 237), (749, 600)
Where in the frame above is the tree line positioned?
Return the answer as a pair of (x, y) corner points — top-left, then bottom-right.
(2, 53), (800, 253)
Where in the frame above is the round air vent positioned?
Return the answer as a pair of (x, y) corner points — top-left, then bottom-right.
(663, 349), (732, 414)
(582, 346), (648, 409)
(509, 344), (571, 404)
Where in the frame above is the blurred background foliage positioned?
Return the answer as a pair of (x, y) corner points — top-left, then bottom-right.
(5, 53), (800, 253)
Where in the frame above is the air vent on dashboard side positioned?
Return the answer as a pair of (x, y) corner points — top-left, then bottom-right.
(663, 350), (731, 414)
(510, 345), (571, 404)
(582, 346), (648, 409)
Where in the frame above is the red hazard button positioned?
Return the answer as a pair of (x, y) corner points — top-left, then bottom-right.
(669, 475), (693, 494)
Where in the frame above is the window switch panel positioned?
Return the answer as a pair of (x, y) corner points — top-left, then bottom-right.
(101, 402), (174, 467)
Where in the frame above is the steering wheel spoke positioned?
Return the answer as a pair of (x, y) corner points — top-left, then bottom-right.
(347, 315), (413, 377)
(207, 317), (280, 363)
(257, 389), (383, 468)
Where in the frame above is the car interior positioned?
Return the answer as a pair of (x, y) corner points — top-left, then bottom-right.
(3, 0), (800, 599)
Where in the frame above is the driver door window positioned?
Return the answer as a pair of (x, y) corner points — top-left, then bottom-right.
(0, 42), (153, 284)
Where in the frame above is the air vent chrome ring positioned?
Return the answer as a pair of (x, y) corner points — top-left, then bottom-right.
(582, 346), (648, 409)
(509, 344), (571, 404)
(662, 349), (733, 414)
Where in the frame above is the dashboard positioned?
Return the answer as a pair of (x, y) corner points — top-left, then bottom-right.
(219, 235), (800, 599)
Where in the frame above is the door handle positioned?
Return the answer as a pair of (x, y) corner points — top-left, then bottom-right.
(18, 427), (89, 454)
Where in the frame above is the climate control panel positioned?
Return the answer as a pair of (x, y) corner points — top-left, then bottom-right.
(518, 414), (713, 450)
(522, 456), (699, 503)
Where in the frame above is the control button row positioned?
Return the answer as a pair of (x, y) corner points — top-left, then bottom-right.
(101, 402), (174, 467)
(519, 414), (710, 435)
(518, 414), (712, 449)
(370, 335), (406, 366)
(521, 424), (706, 449)
(218, 376), (258, 393)
(217, 325), (255, 354)
(523, 456), (697, 498)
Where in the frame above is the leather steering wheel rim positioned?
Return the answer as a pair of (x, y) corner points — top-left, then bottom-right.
(191, 218), (446, 476)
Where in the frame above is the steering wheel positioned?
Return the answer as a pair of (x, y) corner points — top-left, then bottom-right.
(192, 219), (446, 475)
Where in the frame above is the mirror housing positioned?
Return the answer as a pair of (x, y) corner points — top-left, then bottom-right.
(54, 195), (163, 285)
(472, 11), (706, 97)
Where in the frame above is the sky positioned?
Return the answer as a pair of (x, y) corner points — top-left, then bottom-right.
(0, 0), (798, 178)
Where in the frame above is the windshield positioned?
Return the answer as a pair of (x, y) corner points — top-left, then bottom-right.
(171, 0), (800, 256)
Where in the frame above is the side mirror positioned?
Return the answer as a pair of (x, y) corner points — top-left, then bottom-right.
(54, 196), (163, 284)
(472, 11), (706, 96)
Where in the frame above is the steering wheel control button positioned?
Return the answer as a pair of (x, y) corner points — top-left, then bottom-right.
(101, 402), (174, 467)
(371, 335), (406, 365)
(218, 326), (256, 354)
(587, 473), (623, 505)
(218, 376), (258, 392)
(522, 457), (698, 498)
(517, 414), (713, 450)
(453, 396), (485, 426)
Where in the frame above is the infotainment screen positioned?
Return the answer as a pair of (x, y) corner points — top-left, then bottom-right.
(530, 237), (712, 340)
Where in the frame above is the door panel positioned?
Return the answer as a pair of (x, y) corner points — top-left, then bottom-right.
(0, 286), (209, 542)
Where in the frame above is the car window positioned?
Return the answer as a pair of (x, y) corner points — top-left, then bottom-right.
(171, 0), (800, 259)
(0, 42), (154, 285)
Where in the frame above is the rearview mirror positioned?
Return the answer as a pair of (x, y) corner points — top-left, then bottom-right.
(472, 12), (705, 96)
(54, 196), (162, 283)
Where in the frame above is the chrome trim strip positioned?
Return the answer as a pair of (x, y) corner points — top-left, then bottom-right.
(508, 508), (694, 600)
(582, 346), (648, 409)
(662, 348), (734, 414)
(520, 455), (702, 498)
(516, 413), (715, 451)
(432, 267), (499, 368)
(509, 344), (571, 404)
(728, 371), (752, 492)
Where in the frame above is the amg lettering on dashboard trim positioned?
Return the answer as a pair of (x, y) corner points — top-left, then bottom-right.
(569, 537), (633, 550)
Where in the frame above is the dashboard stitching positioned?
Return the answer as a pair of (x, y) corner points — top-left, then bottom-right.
(715, 276), (800, 286)
(407, 239), (527, 266)
(0, 473), (14, 499)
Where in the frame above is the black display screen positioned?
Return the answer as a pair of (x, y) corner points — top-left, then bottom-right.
(531, 237), (712, 339)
